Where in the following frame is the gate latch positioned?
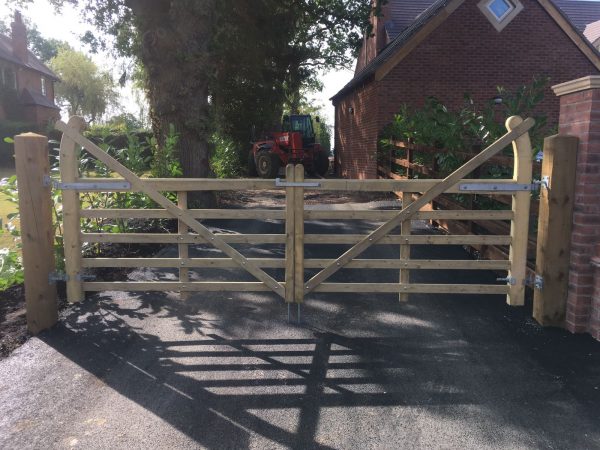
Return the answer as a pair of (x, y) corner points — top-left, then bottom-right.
(275, 178), (320, 188)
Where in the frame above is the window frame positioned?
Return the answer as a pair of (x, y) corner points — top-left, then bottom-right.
(478, 0), (524, 32)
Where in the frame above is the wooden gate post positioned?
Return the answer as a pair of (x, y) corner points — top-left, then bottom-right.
(284, 165), (296, 303)
(506, 116), (534, 306)
(60, 116), (86, 303)
(533, 134), (578, 326)
(294, 165), (305, 303)
(14, 133), (58, 334)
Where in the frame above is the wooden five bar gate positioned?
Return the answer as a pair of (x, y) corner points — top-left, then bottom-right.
(43, 114), (535, 312)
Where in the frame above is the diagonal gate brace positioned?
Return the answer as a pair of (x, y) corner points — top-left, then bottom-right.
(55, 121), (285, 299)
(304, 116), (535, 294)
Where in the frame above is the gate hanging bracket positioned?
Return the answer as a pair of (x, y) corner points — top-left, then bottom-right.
(534, 176), (550, 190)
(275, 178), (320, 188)
(45, 176), (131, 191)
(496, 276), (516, 286)
(459, 183), (536, 192)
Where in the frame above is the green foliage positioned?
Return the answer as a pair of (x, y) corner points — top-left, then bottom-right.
(0, 247), (23, 290)
(379, 77), (551, 177)
(210, 134), (243, 178)
(150, 124), (182, 178)
(49, 47), (119, 122)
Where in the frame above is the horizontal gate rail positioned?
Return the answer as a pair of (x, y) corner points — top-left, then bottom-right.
(82, 282), (284, 292)
(79, 208), (514, 221)
(81, 257), (510, 270)
(73, 177), (531, 193)
(80, 232), (511, 245)
(312, 284), (510, 294)
(80, 281), (509, 295)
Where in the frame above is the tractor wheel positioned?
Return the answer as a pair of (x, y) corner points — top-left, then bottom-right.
(247, 151), (258, 176)
(314, 150), (330, 177)
(256, 150), (280, 178)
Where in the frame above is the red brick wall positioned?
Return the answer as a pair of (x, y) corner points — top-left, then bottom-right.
(557, 88), (600, 337)
(592, 247), (600, 341)
(335, 0), (600, 179)
(334, 79), (380, 179)
(15, 65), (59, 125)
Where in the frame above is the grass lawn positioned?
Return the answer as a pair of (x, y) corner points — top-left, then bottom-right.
(0, 191), (19, 251)
(0, 166), (19, 251)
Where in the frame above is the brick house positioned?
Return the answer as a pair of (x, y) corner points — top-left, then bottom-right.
(0, 12), (60, 127)
(332, 0), (600, 179)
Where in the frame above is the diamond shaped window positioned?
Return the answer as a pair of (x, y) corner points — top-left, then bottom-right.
(488, 0), (513, 20)
(478, 0), (523, 32)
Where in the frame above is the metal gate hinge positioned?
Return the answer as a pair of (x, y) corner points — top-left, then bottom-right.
(48, 272), (96, 284)
(534, 176), (550, 190)
(49, 271), (68, 284)
(44, 176), (131, 191)
(496, 276), (516, 285)
(459, 183), (536, 192)
(526, 274), (544, 290)
(275, 178), (320, 188)
(53, 181), (131, 191)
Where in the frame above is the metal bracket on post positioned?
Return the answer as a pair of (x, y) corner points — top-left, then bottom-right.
(459, 183), (537, 192)
(49, 271), (68, 284)
(525, 274), (544, 290)
(275, 178), (320, 188)
(496, 276), (517, 286)
(534, 176), (550, 190)
(44, 176), (131, 191)
(48, 272), (96, 284)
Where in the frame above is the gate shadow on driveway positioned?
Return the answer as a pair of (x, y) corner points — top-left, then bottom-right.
(38, 276), (600, 449)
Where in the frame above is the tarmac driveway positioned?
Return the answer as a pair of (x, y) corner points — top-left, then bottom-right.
(0, 216), (599, 449)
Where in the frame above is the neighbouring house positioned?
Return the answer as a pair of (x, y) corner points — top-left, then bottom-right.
(332, 0), (600, 179)
(0, 12), (60, 128)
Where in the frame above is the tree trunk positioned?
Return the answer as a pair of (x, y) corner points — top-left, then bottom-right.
(127, 0), (215, 205)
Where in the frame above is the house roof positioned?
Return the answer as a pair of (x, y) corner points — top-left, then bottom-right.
(20, 88), (60, 109)
(0, 34), (59, 81)
(584, 19), (600, 44)
(554, 0), (600, 31)
(332, 0), (600, 101)
(386, 0), (438, 40)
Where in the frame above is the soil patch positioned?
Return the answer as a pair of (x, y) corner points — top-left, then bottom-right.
(0, 284), (27, 357)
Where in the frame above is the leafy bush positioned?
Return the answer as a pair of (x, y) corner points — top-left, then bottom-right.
(379, 76), (551, 175)
(150, 124), (182, 178)
(0, 247), (23, 290)
(210, 134), (244, 178)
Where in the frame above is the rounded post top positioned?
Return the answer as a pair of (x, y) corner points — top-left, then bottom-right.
(505, 115), (524, 131)
(66, 116), (86, 132)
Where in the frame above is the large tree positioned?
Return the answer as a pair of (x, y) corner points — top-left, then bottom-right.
(49, 47), (118, 122)
(22, 0), (380, 180)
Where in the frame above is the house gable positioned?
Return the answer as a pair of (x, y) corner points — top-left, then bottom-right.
(337, 0), (600, 102)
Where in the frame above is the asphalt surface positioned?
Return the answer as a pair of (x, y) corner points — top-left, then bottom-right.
(1, 216), (600, 450)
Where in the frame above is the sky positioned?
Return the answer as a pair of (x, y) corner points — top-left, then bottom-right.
(0, 0), (354, 126)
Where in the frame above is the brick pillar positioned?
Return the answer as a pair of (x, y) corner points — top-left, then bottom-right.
(591, 245), (600, 341)
(553, 77), (600, 336)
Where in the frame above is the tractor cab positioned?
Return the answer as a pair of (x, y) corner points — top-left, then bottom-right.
(282, 114), (318, 147)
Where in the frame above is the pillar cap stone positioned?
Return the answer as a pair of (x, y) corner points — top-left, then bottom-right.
(552, 76), (600, 97)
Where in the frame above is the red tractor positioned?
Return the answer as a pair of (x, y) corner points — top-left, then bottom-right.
(248, 114), (329, 178)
